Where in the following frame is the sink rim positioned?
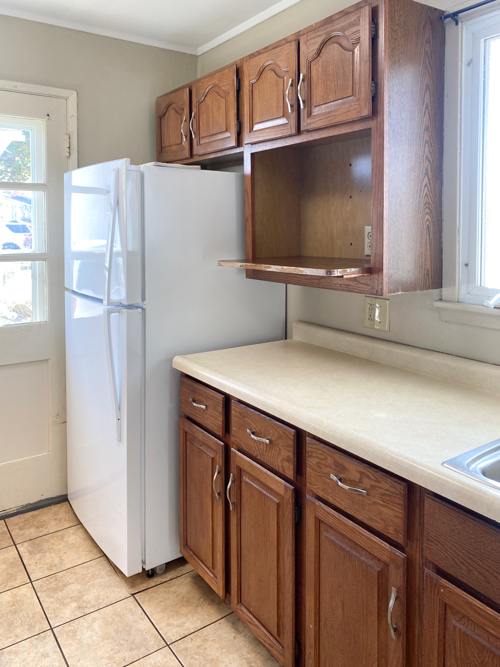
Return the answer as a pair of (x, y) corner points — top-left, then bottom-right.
(443, 438), (500, 492)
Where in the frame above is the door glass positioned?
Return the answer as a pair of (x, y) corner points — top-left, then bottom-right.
(0, 114), (46, 326)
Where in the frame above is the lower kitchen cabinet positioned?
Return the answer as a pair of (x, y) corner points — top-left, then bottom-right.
(305, 496), (406, 667)
(230, 449), (295, 666)
(423, 571), (500, 666)
(179, 417), (225, 597)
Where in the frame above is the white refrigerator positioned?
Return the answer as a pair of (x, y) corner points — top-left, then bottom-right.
(64, 159), (285, 576)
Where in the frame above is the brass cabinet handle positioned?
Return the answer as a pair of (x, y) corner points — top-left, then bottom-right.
(247, 428), (270, 445)
(189, 397), (206, 410)
(298, 73), (305, 109)
(388, 587), (398, 640)
(212, 465), (221, 500)
(330, 474), (367, 496)
(181, 115), (187, 144)
(226, 473), (235, 510)
(285, 78), (293, 114)
(189, 112), (195, 139)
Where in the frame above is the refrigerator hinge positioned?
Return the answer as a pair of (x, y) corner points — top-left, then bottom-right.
(294, 499), (302, 526)
(65, 134), (71, 158)
(372, 19), (377, 41)
(372, 79), (376, 98)
(295, 632), (302, 663)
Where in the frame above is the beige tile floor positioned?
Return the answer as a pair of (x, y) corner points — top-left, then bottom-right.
(0, 502), (279, 667)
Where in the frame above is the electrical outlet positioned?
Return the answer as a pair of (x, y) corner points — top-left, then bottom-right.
(364, 296), (390, 331)
(365, 226), (372, 256)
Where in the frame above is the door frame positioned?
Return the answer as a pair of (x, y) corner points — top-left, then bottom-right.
(0, 79), (78, 170)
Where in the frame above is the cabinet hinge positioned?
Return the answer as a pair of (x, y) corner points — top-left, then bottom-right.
(372, 19), (377, 41)
(294, 500), (302, 525)
(237, 119), (241, 135)
(371, 79), (376, 98)
(236, 77), (241, 92)
(65, 134), (71, 158)
(295, 633), (302, 663)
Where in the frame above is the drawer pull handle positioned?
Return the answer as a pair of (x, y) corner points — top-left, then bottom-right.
(388, 587), (398, 640)
(213, 465), (221, 500)
(285, 78), (293, 114)
(189, 398), (206, 410)
(190, 112), (195, 139)
(181, 116), (187, 144)
(247, 429), (270, 445)
(298, 73), (305, 109)
(330, 474), (367, 496)
(226, 473), (235, 510)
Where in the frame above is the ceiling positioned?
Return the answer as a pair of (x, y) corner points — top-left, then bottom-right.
(0, 0), (302, 55)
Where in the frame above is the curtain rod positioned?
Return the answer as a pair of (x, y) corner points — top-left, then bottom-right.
(442, 0), (498, 24)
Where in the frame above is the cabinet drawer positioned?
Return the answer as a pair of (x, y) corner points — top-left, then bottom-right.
(180, 376), (225, 439)
(231, 401), (296, 479)
(306, 437), (407, 545)
(424, 494), (500, 607)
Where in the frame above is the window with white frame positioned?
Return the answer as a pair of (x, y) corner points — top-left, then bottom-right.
(460, 10), (500, 307)
(0, 116), (47, 325)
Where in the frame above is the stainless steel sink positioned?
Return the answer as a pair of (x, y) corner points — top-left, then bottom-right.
(443, 439), (500, 490)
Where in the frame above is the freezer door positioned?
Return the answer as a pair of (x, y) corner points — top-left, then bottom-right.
(64, 159), (143, 305)
(65, 291), (143, 576)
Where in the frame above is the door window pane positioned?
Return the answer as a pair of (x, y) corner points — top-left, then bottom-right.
(481, 35), (500, 289)
(0, 261), (46, 326)
(0, 117), (44, 183)
(0, 190), (45, 253)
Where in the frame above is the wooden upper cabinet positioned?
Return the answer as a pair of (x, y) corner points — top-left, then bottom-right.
(179, 417), (225, 598)
(191, 65), (238, 156)
(423, 571), (500, 666)
(230, 449), (295, 666)
(243, 41), (298, 144)
(156, 87), (190, 162)
(300, 3), (372, 131)
(305, 496), (406, 667)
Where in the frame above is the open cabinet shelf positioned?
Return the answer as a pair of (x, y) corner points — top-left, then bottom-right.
(218, 256), (371, 277)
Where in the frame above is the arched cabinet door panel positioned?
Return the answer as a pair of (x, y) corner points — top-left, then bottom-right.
(300, 2), (373, 131)
(156, 87), (190, 162)
(191, 66), (238, 156)
(243, 40), (298, 144)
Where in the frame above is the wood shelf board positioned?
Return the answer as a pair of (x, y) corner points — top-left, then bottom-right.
(218, 256), (371, 277)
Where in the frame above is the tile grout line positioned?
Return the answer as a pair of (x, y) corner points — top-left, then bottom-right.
(30, 553), (105, 584)
(3, 521), (70, 667)
(114, 567), (195, 596)
(124, 645), (184, 667)
(7, 521), (81, 547)
(167, 610), (234, 647)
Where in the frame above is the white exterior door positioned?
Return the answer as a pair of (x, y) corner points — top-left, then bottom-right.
(0, 83), (76, 512)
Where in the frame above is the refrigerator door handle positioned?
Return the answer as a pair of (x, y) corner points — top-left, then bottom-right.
(104, 306), (122, 441)
(104, 168), (120, 307)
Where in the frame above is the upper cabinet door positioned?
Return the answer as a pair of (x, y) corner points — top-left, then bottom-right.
(156, 87), (190, 162)
(300, 3), (372, 131)
(191, 65), (238, 156)
(243, 40), (298, 144)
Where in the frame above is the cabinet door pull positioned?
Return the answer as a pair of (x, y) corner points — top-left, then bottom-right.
(330, 474), (367, 496)
(189, 397), (206, 410)
(247, 428), (270, 445)
(298, 73), (305, 109)
(189, 112), (195, 139)
(388, 587), (398, 640)
(226, 473), (235, 510)
(212, 465), (221, 500)
(181, 116), (187, 144)
(285, 78), (293, 114)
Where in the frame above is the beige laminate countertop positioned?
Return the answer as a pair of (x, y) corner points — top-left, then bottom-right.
(173, 321), (500, 524)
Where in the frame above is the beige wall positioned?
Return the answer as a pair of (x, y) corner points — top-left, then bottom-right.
(0, 14), (197, 167)
(198, 0), (500, 367)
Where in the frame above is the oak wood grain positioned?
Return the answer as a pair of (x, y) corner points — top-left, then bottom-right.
(219, 256), (371, 277)
(180, 375), (225, 439)
(306, 437), (407, 545)
(156, 87), (190, 163)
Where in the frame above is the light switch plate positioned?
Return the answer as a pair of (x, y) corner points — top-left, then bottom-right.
(364, 296), (390, 331)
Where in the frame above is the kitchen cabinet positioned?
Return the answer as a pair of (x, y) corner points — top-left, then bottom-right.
(190, 65), (238, 157)
(156, 87), (190, 162)
(299, 4), (373, 131)
(423, 571), (500, 666)
(305, 496), (406, 667)
(179, 416), (225, 597)
(229, 449), (295, 666)
(242, 41), (298, 144)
